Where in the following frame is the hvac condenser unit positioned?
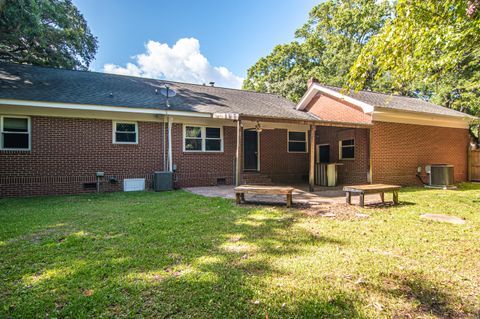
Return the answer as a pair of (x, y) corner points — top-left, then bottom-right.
(425, 164), (455, 189)
(153, 171), (173, 191)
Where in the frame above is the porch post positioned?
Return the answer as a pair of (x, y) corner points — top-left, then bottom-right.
(309, 124), (316, 192)
(235, 120), (242, 186)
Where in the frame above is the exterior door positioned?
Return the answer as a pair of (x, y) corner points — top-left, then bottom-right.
(244, 130), (258, 170)
(318, 144), (330, 163)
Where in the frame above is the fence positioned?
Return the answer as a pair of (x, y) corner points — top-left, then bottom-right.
(468, 149), (480, 181)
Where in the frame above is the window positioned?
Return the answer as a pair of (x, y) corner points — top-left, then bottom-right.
(185, 126), (202, 151)
(205, 127), (222, 151)
(184, 125), (223, 152)
(1, 116), (31, 150)
(113, 121), (137, 144)
(288, 131), (307, 153)
(339, 139), (355, 160)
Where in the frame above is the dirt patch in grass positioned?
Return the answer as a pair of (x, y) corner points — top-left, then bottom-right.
(300, 203), (364, 220)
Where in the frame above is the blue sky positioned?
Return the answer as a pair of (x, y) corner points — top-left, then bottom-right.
(73, 0), (319, 88)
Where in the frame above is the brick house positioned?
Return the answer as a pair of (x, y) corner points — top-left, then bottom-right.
(0, 63), (474, 197)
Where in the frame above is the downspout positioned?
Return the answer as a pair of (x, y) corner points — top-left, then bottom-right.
(163, 115), (167, 171)
(168, 116), (173, 172)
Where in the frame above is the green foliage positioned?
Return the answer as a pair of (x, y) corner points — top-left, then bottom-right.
(243, 0), (391, 102)
(349, 0), (480, 116)
(0, 0), (98, 70)
(1, 186), (480, 317)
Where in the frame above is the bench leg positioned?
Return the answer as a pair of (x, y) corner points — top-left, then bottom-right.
(286, 193), (292, 208)
(241, 193), (245, 202)
(346, 192), (351, 205)
(236, 193), (242, 205)
(380, 192), (385, 203)
(393, 190), (399, 205)
(359, 193), (365, 207)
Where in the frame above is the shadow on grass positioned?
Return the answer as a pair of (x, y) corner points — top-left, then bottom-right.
(363, 201), (416, 209)
(0, 191), (359, 318)
(368, 271), (476, 318)
(399, 183), (480, 194)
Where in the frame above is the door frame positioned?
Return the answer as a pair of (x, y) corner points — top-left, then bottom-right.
(243, 129), (260, 171)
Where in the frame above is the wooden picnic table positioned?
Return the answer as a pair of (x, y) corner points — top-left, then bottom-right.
(234, 185), (294, 207)
(343, 184), (401, 207)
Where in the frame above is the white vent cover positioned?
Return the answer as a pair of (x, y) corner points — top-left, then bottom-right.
(123, 178), (145, 192)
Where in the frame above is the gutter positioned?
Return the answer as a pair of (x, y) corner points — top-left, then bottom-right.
(0, 98), (212, 118)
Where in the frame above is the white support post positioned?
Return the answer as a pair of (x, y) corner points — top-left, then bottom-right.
(235, 120), (241, 186)
(168, 116), (173, 172)
(309, 124), (316, 192)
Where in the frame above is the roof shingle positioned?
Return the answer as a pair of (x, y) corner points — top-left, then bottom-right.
(320, 84), (471, 118)
(0, 62), (316, 121)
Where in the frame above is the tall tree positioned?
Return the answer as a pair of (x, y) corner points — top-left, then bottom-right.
(243, 0), (391, 102)
(0, 0), (97, 70)
(349, 0), (480, 117)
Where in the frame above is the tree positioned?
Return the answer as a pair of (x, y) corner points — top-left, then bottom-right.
(349, 0), (480, 117)
(0, 0), (97, 70)
(243, 0), (391, 102)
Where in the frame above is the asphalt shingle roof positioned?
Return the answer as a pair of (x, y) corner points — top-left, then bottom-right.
(320, 84), (471, 118)
(0, 62), (316, 121)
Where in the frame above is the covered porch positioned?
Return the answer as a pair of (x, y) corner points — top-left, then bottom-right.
(227, 114), (371, 191)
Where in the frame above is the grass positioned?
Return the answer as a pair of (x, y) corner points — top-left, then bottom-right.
(0, 184), (479, 318)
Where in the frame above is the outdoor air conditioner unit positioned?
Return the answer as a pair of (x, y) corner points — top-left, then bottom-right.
(153, 171), (173, 191)
(425, 164), (455, 189)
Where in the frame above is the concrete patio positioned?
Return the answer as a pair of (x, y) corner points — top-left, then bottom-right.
(184, 184), (389, 208)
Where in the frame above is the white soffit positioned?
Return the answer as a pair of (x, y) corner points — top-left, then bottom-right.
(0, 98), (211, 118)
(296, 84), (375, 114)
(373, 108), (472, 129)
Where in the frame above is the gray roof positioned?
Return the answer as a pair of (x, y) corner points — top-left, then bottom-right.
(320, 84), (471, 118)
(0, 62), (316, 121)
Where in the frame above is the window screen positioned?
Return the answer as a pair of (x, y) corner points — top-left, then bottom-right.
(1, 117), (30, 150)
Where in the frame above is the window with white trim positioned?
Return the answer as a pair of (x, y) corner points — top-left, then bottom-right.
(184, 125), (223, 152)
(1, 116), (31, 150)
(339, 139), (355, 159)
(113, 121), (138, 144)
(288, 131), (307, 153)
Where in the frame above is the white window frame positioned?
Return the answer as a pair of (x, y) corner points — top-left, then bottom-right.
(287, 130), (308, 153)
(183, 125), (223, 153)
(0, 115), (31, 151)
(339, 139), (355, 160)
(112, 121), (138, 144)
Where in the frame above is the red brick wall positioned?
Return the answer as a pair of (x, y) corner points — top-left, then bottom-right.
(171, 125), (310, 186)
(370, 121), (469, 185)
(0, 117), (311, 197)
(259, 129), (309, 183)
(0, 116), (164, 197)
(171, 124), (237, 187)
(306, 94), (372, 124)
(315, 126), (369, 185)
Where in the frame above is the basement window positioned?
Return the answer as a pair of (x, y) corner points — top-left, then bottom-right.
(288, 131), (307, 153)
(339, 139), (355, 160)
(1, 116), (31, 151)
(184, 125), (223, 152)
(113, 121), (138, 144)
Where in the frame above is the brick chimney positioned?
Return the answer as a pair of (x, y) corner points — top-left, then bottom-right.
(307, 77), (318, 88)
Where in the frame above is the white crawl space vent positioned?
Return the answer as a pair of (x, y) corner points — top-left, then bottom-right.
(123, 178), (145, 192)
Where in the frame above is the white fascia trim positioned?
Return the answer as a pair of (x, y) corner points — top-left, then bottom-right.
(373, 107), (472, 129)
(296, 84), (375, 114)
(0, 98), (211, 118)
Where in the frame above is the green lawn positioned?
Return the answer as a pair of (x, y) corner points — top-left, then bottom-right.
(1, 184), (479, 318)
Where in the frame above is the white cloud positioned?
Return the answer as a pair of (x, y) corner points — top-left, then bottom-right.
(103, 38), (243, 89)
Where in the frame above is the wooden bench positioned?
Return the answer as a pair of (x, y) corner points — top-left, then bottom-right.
(343, 184), (401, 207)
(234, 185), (294, 207)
